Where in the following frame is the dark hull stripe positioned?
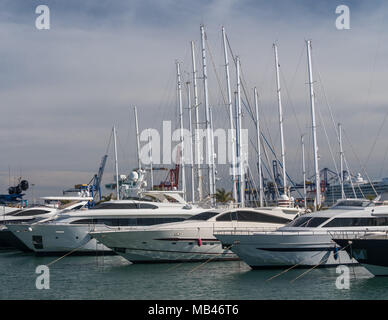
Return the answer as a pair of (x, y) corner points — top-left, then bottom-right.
(35, 251), (117, 257)
(250, 263), (358, 270)
(131, 258), (239, 264)
(117, 246), (235, 255)
(256, 247), (335, 252)
(154, 238), (218, 242)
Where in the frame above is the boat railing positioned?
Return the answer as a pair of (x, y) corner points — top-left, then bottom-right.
(329, 229), (388, 240)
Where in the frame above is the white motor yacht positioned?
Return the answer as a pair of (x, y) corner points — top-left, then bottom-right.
(89, 206), (299, 263)
(0, 197), (91, 251)
(215, 199), (388, 269)
(7, 191), (207, 255)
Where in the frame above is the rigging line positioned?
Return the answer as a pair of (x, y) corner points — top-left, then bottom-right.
(364, 111), (388, 168)
(314, 58), (340, 140)
(105, 128), (113, 156)
(317, 105), (341, 180)
(314, 59), (378, 197)
(342, 155), (357, 198)
(205, 37), (228, 114)
(224, 33), (256, 124)
(342, 128), (378, 197)
(379, 141), (388, 178)
(280, 67), (302, 135)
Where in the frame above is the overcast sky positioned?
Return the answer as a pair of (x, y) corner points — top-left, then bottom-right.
(1, 0), (388, 201)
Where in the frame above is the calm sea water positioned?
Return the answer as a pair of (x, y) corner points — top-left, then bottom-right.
(1, 249), (387, 300)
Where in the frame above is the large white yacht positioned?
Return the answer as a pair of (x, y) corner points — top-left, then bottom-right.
(214, 199), (388, 269)
(0, 197), (90, 251)
(7, 191), (207, 255)
(89, 206), (299, 263)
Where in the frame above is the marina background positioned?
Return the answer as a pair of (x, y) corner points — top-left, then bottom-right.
(1, 0), (388, 202)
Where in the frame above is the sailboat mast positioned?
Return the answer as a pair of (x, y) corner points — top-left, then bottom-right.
(236, 56), (245, 207)
(186, 80), (195, 202)
(113, 125), (120, 201)
(301, 134), (307, 209)
(190, 41), (203, 201)
(306, 40), (321, 210)
(254, 87), (264, 207)
(200, 24), (215, 203)
(176, 61), (186, 200)
(148, 129), (154, 190)
(338, 123), (345, 199)
(222, 26), (237, 204)
(134, 106), (141, 171)
(273, 44), (287, 195)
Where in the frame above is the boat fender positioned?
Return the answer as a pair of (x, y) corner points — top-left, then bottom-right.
(197, 238), (202, 246)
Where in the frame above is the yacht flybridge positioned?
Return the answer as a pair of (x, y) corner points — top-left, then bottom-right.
(215, 199), (388, 269)
(89, 206), (299, 263)
(7, 191), (207, 255)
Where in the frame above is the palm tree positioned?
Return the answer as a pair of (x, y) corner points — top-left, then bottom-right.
(214, 188), (235, 204)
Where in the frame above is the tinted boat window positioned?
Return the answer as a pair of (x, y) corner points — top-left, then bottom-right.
(187, 211), (219, 221)
(303, 217), (329, 228)
(93, 203), (157, 210)
(216, 211), (238, 221)
(12, 209), (51, 217)
(216, 211), (291, 224)
(286, 216), (312, 227)
(235, 211), (291, 224)
(323, 217), (388, 228)
(70, 217), (184, 226)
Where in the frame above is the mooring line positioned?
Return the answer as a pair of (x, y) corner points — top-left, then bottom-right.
(187, 245), (233, 274)
(46, 240), (92, 267)
(165, 243), (221, 272)
(289, 242), (354, 283)
(266, 249), (327, 282)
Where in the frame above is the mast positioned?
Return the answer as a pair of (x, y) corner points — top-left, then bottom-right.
(301, 134), (307, 209)
(148, 129), (154, 190)
(176, 61), (186, 199)
(254, 87), (264, 207)
(191, 41), (203, 201)
(113, 125), (120, 200)
(338, 123), (345, 199)
(186, 80), (195, 202)
(306, 40), (321, 210)
(200, 24), (215, 203)
(134, 106), (141, 171)
(236, 56), (245, 207)
(222, 26), (237, 204)
(273, 44), (287, 195)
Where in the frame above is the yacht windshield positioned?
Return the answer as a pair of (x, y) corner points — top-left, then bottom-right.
(286, 216), (329, 228)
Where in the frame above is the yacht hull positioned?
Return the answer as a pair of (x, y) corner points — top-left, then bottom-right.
(215, 232), (355, 268)
(334, 238), (388, 276)
(91, 228), (238, 263)
(0, 228), (32, 251)
(7, 224), (113, 255)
